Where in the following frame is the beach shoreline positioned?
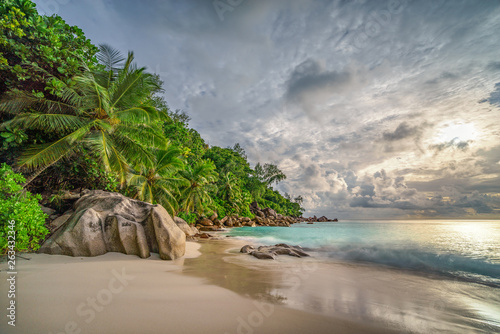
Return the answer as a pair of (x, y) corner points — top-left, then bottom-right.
(184, 235), (500, 334)
(0, 240), (398, 334)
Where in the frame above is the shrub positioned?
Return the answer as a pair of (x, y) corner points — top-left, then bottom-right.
(0, 163), (48, 253)
(177, 212), (197, 225)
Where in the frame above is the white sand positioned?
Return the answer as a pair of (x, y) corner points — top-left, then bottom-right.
(0, 242), (396, 334)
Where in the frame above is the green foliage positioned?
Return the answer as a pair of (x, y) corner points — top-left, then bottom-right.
(1, 124), (27, 149)
(203, 145), (251, 180)
(178, 159), (218, 216)
(127, 144), (185, 215)
(259, 188), (304, 217)
(0, 163), (48, 253)
(252, 162), (287, 186)
(0, 0), (98, 96)
(163, 108), (207, 165)
(0, 45), (169, 186)
(27, 149), (119, 195)
(177, 212), (197, 225)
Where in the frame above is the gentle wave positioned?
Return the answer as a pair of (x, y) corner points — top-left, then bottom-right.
(316, 244), (500, 286)
(228, 221), (500, 287)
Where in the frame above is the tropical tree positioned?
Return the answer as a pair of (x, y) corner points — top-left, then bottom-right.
(0, 45), (168, 186)
(0, 0), (98, 96)
(218, 172), (241, 206)
(253, 162), (287, 186)
(127, 144), (184, 215)
(178, 159), (218, 216)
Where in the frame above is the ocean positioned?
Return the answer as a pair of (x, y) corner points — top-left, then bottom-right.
(225, 220), (500, 333)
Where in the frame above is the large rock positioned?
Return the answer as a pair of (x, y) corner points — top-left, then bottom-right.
(199, 226), (219, 232)
(224, 217), (234, 227)
(191, 225), (200, 235)
(49, 210), (74, 231)
(40, 205), (56, 216)
(255, 210), (265, 218)
(174, 217), (195, 237)
(250, 201), (261, 212)
(39, 190), (186, 260)
(198, 218), (214, 226)
(262, 207), (277, 218)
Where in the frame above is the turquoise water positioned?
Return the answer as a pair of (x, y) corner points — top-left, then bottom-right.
(226, 220), (500, 332)
(227, 220), (500, 287)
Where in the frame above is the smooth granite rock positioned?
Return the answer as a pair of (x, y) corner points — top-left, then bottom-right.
(39, 190), (185, 260)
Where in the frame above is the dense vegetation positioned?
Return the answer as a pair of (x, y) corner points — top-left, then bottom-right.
(0, 0), (304, 252)
(0, 163), (48, 252)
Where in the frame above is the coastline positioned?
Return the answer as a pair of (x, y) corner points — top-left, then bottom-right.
(184, 234), (500, 334)
(0, 241), (397, 334)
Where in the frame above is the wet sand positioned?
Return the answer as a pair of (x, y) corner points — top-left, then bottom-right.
(0, 241), (400, 334)
(188, 238), (499, 334)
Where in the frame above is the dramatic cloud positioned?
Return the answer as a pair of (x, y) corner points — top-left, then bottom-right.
(382, 122), (423, 142)
(36, 0), (500, 218)
(482, 82), (500, 107)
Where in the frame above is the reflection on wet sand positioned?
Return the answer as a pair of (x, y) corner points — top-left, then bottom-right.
(183, 239), (500, 334)
(183, 239), (289, 304)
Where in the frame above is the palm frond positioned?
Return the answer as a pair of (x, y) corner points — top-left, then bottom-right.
(116, 124), (169, 149)
(114, 107), (152, 124)
(0, 113), (90, 133)
(156, 146), (184, 175)
(110, 68), (146, 108)
(85, 130), (129, 185)
(74, 73), (111, 114)
(97, 44), (125, 75)
(0, 89), (80, 115)
(122, 51), (134, 73)
(153, 185), (178, 215)
(17, 125), (91, 170)
(111, 131), (156, 168)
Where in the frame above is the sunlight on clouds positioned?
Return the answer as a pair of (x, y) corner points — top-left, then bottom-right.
(433, 122), (478, 144)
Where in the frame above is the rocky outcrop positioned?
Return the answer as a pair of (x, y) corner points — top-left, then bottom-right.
(198, 218), (214, 226)
(180, 202), (337, 232)
(240, 243), (310, 260)
(39, 190), (186, 260)
(298, 215), (338, 223)
(174, 217), (197, 237)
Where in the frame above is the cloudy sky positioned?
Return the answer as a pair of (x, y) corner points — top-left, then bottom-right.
(35, 0), (500, 219)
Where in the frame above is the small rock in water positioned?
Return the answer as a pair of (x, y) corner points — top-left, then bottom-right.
(240, 245), (255, 253)
(242, 243), (310, 260)
(250, 251), (276, 260)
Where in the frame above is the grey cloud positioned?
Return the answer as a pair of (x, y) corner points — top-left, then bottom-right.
(486, 61), (500, 71)
(430, 139), (471, 152)
(382, 122), (421, 141)
(286, 59), (352, 101)
(483, 82), (500, 107)
(424, 71), (459, 85)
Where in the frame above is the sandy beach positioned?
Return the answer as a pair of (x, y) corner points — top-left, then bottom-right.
(0, 241), (398, 334)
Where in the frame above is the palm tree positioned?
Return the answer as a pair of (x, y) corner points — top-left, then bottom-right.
(218, 172), (241, 207)
(127, 144), (185, 215)
(0, 45), (168, 186)
(253, 162), (286, 186)
(178, 159), (218, 216)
